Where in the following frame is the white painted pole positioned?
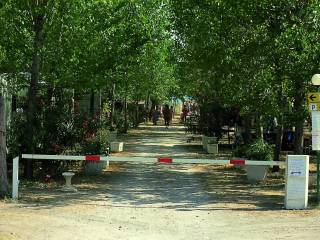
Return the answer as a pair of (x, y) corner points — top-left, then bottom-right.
(12, 156), (19, 199)
(22, 154), (84, 161)
(21, 154), (286, 166)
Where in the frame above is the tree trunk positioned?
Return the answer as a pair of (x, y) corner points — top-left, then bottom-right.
(124, 97), (128, 133)
(293, 88), (305, 154)
(89, 89), (95, 118)
(0, 94), (8, 197)
(11, 95), (17, 113)
(273, 119), (284, 172)
(243, 115), (252, 144)
(273, 123), (284, 161)
(256, 115), (264, 140)
(145, 93), (150, 122)
(25, 11), (46, 179)
(294, 120), (304, 154)
(110, 83), (115, 129)
(134, 100), (139, 128)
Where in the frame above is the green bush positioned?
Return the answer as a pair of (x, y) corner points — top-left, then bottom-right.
(97, 128), (110, 151)
(245, 138), (273, 161)
(81, 137), (101, 155)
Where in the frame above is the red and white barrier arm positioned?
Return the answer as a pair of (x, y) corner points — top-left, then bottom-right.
(21, 154), (285, 166)
(12, 154), (285, 200)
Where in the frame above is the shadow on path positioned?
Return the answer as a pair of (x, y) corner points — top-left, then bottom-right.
(17, 121), (285, 211)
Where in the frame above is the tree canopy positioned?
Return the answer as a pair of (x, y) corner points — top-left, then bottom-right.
(0, 1), (320, 187)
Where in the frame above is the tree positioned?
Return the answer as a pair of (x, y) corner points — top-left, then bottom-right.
(171, 0), (320, 156)
(0, 91), (8, 197)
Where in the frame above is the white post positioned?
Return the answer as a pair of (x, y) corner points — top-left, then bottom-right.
(285, 155), (309, 209)
(12, 156), (19, 199)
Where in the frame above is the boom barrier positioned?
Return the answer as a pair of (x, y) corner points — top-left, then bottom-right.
(12, 154), (309, 209)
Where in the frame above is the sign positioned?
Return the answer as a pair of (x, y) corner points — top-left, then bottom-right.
(307, 92), (320, 103)
(309, 103), (320, 111)
(312, 134), (320, 151)
(287, 159), (306, 177)
(312, 111), (320, 131)
(312, 112), (320, 150)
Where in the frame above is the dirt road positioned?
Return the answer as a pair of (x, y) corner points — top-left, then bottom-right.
(1, 122), (320, 239)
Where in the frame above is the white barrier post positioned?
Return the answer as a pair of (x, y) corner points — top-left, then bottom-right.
(285, 155), (309, 209)
(12, 156), (19, 199)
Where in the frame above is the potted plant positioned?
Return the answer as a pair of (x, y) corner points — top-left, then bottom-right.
(83, 129), (111, 175)
(206, 139), (218, 154)
(244, 139), (273, 182)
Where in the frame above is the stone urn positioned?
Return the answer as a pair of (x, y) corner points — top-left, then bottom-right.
(84, 158), (109, 175)
(245, 165), (269, 182)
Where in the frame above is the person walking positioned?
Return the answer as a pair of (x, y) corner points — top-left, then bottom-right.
(152, 106), (161, 125)
(181, 105), (189, 123)
(162, 104), (171, 128)
(170, 106), (174, 124)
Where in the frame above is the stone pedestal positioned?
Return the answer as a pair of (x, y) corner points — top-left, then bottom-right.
(62, 172), (77, 192)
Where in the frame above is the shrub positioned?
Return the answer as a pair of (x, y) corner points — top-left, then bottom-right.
(97, 128), (110, 152)
(81, 136), (101, 155)
(245, 138), (273, 161)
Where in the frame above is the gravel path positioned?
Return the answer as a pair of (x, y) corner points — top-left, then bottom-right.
(0, 121), (320, 239)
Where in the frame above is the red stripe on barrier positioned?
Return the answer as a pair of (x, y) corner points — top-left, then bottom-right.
(230, 159), (245, 165)
(158, 158), (173, 164)
(85, 155), (100, 161)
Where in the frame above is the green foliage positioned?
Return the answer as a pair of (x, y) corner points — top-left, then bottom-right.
(81, 137), (102, 155)
(245, 139), (273, 161)
(3, 0), (320, 161)
(97, 128), (110, 151)
(233, 139), (273, 161)
(7, 112), (26, 158)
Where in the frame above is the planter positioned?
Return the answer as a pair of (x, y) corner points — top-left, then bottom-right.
(202, 136), (217, 150)
(84, 160), (108, 175)
(245, 165), (269, 182)
(110, 142), (124, 152)
(207, 143), (218, 154)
